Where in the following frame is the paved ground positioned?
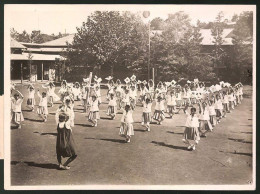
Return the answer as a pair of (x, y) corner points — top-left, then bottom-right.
(10, 83), (253, 186)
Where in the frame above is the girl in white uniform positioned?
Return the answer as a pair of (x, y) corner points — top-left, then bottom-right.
(72, 82), (82, 101)
(183, 107), (200, 151)
(37, 90), (48, 122)
(11, 90), (24, 129)
(43, 82), (60, 107)
(153, 95), (165, 125)
(199, 101), (212, 137)
(88, 95), (100, 127)
(27, 85), (35, 111)
(107, 93), (117, 119)
(142, 98), (152, 131)
(209, 99), (217, 127)
(119, 104), (134, 143)
(166, 91), (176, 118)
(214, 94), (223, 123)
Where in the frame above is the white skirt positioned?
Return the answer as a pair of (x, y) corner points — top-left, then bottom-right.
(119, 123), (134, 137)
(37, 106), (48, 115)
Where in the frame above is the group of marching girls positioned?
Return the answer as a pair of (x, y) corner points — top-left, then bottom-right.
(10, 75), (244, 169)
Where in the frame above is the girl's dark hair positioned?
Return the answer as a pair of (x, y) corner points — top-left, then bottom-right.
(146, 98), (151, 103)
(42, 92), (47, 96)
(59, 113), (69, 122)
(125, 105), (130, 110)
(191, 107), (196, 112)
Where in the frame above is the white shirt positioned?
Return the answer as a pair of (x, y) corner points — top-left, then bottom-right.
(142, 102), (152, 113)
(89, 100), (99, 112)
(209, 105), (216, 115)
(199, 108), (210, 120)
(155, 100), (165, 111)
(121, 110), (134, 123)
(167, 95), (176, 106)
(11, 97), (23, 112)
(28, 90), (35, 99)
(47, 87), (56, 96)
(55, 106), (75, 127)
(176, 93), (182, 100)
(108, 98), (117, 106)
(214, 99), (223, 110)
(185, 114), (199, 128)
(129, 89), (137, 99)
(140, 87), (148, 96)
(223, 95), (229, 103)
(37, 92), (48, 107)
(72, 87), (81, 96)
(228, 94), (234, 101)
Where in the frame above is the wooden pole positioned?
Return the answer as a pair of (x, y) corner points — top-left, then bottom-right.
(86, 72), (93, 108)
(41, 62), (43, 82)
(152, 67), (155, 84)
(21, 62), (23, 84)
(148, 20), (151, 81)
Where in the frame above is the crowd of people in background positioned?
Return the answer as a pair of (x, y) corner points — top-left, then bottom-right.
(10, 74), (244, 169)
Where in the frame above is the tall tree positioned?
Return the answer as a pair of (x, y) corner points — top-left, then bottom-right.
(232, 11), (253, 83)
(66, 11), (148, 81)
(211, 11), (226, 79)
(150, 17), (165, 30)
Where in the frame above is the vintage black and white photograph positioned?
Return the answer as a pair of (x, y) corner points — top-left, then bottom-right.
(4, 4), (256, 190)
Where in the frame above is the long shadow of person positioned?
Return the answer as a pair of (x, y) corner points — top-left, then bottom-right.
(84, 137), (126, 143)
(166, 131), (183, 135)
(24, 118), (43, 122)
(11, 161), (59, 169)
(33, 131), (57, 136)
(151, 141), (188, 151)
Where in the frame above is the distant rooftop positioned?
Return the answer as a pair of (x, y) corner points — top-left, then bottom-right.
(11, 38), (27, 49)
(41, 34), (74, 46)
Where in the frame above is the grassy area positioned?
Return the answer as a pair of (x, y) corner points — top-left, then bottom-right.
(10, 83), (253, 186)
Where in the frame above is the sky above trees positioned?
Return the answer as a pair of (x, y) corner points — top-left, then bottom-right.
(5, 4), (255, 35)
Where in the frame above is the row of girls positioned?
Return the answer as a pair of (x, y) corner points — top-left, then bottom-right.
(10, 77), (244, 169)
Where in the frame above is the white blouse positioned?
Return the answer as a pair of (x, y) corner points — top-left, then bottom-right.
(167, 95), (176, 106)
(142, 102), (152, 113)
(121, 110), (134, 123)
(89, 100), (99, 111)
(37, 92), (48, 107)
(11, 97), (23, 112)
(155, 100), (165, 111)
(185, 114), (200, 128)
(28, 90), (35, 99)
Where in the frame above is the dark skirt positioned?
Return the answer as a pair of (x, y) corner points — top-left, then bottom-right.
(142, 112), (151, 124)
(215, 109), (222, 117)
(56, 125), (76, 158)
(27, 98), (35, 106)
(184, 127), (200, 141)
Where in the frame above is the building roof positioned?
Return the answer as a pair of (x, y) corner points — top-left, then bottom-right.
(26, 47), (67, 53)
(200, 29), (234, 45)
(11, 53), (65, 61)
(11, 39), (27, 49)
(41, 34), (75, 46)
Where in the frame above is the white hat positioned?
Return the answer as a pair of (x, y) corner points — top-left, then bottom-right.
(124, 77), (130, 83)
(97, 78), (102, 83)
(105, 76), (113, 81)
(83, 78), (89, 82)
(171, 80), (176, 85)
(194, 78), (199, 83)
(130, 75), (136, 81)
(187, 80), (191, 84)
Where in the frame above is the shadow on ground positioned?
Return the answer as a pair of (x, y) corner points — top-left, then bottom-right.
(11, 161), (59, 170)
(151, 141), (188, 151)
(228, 138), (252, 144)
